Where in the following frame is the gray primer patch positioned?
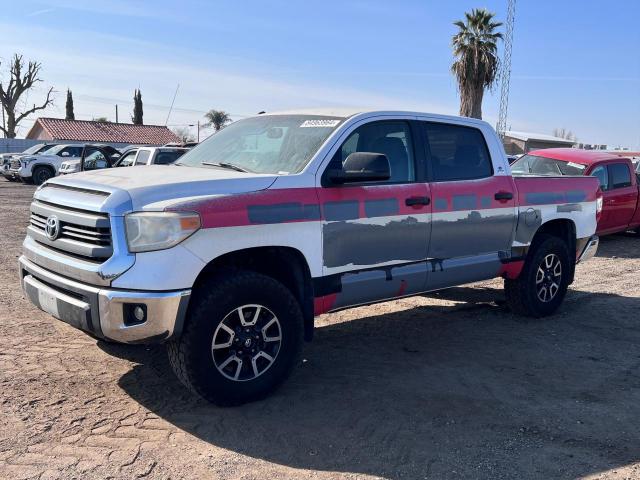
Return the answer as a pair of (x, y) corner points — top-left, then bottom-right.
(434, 198), (448, 211)
(481, 196), (492, 208)
(514, 208), (542, 244)
(365, 198), (399, 218)
(557, 203), (582, 213)
(525, 192), (564, 205)
(248, 203), (321, 224)
(566, 190), (587, 203)
(324, 201), (359, 221)
(323, 216), (428, 268)
(452, 194), (477, 210)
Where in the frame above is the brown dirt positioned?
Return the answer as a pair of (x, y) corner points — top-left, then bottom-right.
(1, 179), (640, 479)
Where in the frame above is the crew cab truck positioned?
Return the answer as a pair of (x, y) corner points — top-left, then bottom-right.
(19, 110), (601, 406)
(511, 148), (639, 236)
(10, 144), (84, 184)
(2, 143), (57, 181)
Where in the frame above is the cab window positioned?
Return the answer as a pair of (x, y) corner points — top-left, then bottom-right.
(134, 150), (151, 166)
(608, 163), (632, 189)
(328, 121), (415, 183)
(590, 165), (609, 191)
(423, 122), (492, 181)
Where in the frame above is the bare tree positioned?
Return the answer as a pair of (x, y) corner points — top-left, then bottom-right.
(553, 128), (577, 141)
(172, 126), (195, 143)
(0, 54), (54, 138)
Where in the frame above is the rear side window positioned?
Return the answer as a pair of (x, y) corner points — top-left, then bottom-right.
(590, 165), (609, 191)
(154, 151), (185, 165)
(423, 123), (492, 181)
(61, 147), (83, 157)
(608, 163), (632, 189)
(135, 150), (151, 165)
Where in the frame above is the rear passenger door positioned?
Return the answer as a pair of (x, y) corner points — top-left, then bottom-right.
(421, 121), (517, 289)
(604, 162), (636, 231)
(317, 120), (431, 310)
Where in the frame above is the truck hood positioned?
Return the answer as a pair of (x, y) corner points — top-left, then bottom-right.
(46, 165), (278, 212)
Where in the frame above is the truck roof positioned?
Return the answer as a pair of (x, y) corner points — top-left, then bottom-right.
(527, 148), (632, 166)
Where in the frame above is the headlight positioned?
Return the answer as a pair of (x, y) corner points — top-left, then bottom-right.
(22, 157), (35, 164)
(124, 211), (201, 253)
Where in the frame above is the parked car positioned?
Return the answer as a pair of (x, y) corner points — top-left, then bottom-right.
(9, 144), (84, 184)
(511, 148), (640, 236)
(59, 145), (121, 174)
(19, 109), (601, 405)
(120, 146), (188, 166)
(2, 143), (57, 181)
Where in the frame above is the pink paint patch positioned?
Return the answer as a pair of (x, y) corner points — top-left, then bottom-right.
(314, 293), (338, 316)
(498, 260), (525, 279)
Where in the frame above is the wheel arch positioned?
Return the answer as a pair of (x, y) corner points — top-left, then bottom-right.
(529, 218), (577, 283)
(191, 246), (315, 341)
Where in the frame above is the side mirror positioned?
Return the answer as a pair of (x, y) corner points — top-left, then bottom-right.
(328, 152), (391, 184)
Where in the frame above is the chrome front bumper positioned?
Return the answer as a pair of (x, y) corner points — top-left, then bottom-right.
(19, 256), (191, 344)
(577, 235), (599, 264)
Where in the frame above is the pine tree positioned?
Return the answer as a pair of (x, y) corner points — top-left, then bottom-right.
(65, 89), (75, 120)
(132, 89), (143, 125)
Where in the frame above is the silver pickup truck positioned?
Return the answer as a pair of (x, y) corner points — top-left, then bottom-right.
(19, 109), (601, 405)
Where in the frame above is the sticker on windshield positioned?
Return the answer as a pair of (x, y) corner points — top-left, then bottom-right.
(567, 162), (586, 170)
(300, 119), (341, 128)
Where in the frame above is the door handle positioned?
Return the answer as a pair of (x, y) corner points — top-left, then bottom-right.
(405, 196), (430, 207)
(494, 191), (514, 201)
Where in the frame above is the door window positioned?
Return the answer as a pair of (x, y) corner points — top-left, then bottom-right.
(608, 163), (632, 189)
(590, 165), (609, 191)
(60, 146), (83, 157)
(328, 121), (415, 183)
(134, 150), (151, 165)
(423, 123), (492, 181)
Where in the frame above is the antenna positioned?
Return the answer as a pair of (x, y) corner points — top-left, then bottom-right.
(165, 83), (180, 126)
(496, 0), (516, 138)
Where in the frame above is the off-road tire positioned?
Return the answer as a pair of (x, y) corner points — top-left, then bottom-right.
(505, 234), (571, 318)
(167, 269), (304, 406)
(32, 166), (54, 185)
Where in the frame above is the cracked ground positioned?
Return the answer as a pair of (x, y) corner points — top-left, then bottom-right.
(1, 180), (640, 479)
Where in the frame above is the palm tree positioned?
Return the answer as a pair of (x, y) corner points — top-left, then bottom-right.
(203, 109), (232, 132)
(451, 9), (502, 119)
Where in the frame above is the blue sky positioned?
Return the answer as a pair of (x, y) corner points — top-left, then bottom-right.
(1, 0), (638, 148)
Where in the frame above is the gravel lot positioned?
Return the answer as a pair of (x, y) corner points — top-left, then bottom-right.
(1, 179), (640, 480)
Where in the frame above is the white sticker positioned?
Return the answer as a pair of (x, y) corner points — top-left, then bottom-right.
(567, 162), (586, 170)
(300, 119), (341, 128)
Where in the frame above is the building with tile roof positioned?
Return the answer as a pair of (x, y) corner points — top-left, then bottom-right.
(26, 117), (179, 146)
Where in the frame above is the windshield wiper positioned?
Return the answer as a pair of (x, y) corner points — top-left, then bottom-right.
(201, 161), (251, 173)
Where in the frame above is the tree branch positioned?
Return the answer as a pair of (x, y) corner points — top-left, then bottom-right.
(16, 86), (54, 123)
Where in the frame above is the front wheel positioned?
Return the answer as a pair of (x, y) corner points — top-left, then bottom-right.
(505, 234), (571, 318)
(32, 166), (54, 185)
(167, 270), (303, 406)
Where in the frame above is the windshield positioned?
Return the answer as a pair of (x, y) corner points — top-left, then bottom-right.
(176, 115), (344, 174)
(511, 154), (586, 176)
(22, 144), (46, 155)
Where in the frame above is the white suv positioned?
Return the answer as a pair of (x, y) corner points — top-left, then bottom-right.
(10, 144), (84, 184)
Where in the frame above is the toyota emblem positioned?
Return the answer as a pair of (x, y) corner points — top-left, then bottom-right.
(45, 215), (60, 240)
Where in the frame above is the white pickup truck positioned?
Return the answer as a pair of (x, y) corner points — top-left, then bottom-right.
(10, 144), (84, 184)
(19, 109), (601, 405)
(2, 143), (57, 181)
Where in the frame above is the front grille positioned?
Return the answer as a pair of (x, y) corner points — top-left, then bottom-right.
(28, 200), (113, 260)
(10, 159), (20, 169)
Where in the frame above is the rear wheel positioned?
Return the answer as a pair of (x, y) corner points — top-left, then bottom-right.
(505, 234), (571, 318)
(32, 166), (54, 185)
(167, 270), (303, 406)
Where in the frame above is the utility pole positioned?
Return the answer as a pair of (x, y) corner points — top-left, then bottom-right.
(496, 0), (516, 138)
(115, 105), (119, 123)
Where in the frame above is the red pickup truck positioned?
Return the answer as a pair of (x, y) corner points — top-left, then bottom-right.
(512, 148), (640, 236)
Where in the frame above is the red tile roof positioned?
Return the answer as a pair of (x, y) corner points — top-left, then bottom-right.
(27, 117), (180, 145)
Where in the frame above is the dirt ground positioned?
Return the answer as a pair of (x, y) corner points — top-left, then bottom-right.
(1, 179), (640, 480)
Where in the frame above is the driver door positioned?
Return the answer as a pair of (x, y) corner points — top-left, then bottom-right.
(317, 120), (431, 310)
